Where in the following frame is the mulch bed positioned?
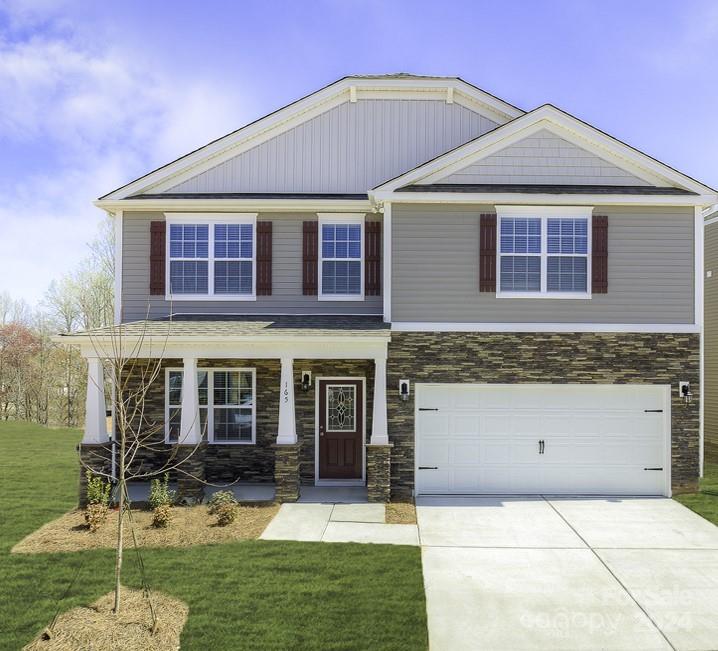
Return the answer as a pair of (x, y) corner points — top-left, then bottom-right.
(23, 587), (187, 651)
(12, 504), (280, 554)
(385, 501), (417, 524)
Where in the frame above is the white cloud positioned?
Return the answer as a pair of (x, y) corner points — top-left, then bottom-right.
(0, 14), (249, 306)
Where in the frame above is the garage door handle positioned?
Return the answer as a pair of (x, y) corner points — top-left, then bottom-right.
(419, 408), (439, 411)
(644, 467), (663, 471)
(418, 466), (438, 470)
(644, 409), (663, 413)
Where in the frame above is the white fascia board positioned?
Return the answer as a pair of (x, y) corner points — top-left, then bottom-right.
(391, 322), (700, 333)
(100, 78), (522, 201)
(372, 105), (717, 196)
(94, 198), (374, 213)
(371, 191), (717, 207)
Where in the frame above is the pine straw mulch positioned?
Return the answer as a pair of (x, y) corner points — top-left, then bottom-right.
(12, 503), (280, 554)
(385, 501), (417, 524)
(24, 587), (187, 651)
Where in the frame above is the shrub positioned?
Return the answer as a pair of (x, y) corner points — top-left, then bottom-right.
(151, 503), (173, 528)
(214, 501), (237, 526)
(207, 490), (237, 515)
(149, 473), (175, 510)
(85, 503), (109, 532)
(85, 470), (111, 506)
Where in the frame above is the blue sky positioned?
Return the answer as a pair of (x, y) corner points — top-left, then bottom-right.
(1, 0), (716, 305)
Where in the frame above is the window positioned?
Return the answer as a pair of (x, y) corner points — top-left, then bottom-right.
(165, 368), (255, 444)
(166, 214), (256, 299)
(497, 207), (592, 298)
(318, 214), (364, 299)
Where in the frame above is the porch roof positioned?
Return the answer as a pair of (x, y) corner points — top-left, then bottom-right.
(58, 314), (391, 342)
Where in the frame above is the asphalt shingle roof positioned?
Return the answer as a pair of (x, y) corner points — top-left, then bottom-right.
(60, 315), (390, 339)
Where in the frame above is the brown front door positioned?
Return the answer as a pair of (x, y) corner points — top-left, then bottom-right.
(318, 379), (363, 480)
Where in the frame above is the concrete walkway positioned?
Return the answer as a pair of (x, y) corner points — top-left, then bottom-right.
(260, 503), (419, 546)
(417, 496), (718, 651)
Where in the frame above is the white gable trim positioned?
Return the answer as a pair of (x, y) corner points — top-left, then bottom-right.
(100, 77), (523, 202)
(421, 122), (660, 186)
(371, 105), (716, 196)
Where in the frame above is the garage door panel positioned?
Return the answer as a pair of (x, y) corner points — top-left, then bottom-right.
(415, 384), (667, 496)
(418, 440), (449, 467)
(416, 412), (448, 435)
(451, 468), (482, 492)
(449, 441), (481, 465)
(451, 414), (481, 437)
(418, 468), (449, 493)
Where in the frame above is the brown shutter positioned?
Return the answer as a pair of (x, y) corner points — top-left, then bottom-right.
(302, 221), (318, 295)
(256, 221), (272, 295)
(479, 214), (497, 292)
(592, 215), (608, 294)
(365, 221), (381, 296)
(149, 221), (166, 295)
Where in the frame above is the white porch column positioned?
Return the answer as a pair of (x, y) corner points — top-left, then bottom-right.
(370, 357), (389, 445)
(83, 357), (109, 444)
(179, 356), (201, 445)
(276, 356), (297, 444)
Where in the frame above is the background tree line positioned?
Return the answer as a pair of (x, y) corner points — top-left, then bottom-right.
(0, 218), (114, 427)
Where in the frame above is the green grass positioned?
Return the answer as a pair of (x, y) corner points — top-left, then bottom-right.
(0, 422), (428, 650)
(674, 461), (718, 525)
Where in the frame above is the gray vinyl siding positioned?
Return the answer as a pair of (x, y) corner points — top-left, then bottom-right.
(392, 204), (694, 323)
(704, 220), (718, 461)
(166, 100), (498, 194)
(121, 212), (382, 321)
(436, 129), (651, 186)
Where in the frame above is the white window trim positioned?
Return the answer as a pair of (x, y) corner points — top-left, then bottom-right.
(165, 367), (257, 445)
(495, 206), (593, 300)
(317, 212), (365, 301)
(164, 213), (258, 301)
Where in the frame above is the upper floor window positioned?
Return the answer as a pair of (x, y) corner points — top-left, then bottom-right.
(166, 213), (256, 300)
(497, 207), (592, 299)
(318, 213), (364, 300)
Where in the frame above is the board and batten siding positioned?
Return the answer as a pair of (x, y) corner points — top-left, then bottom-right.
(165, 100), (498, 195)
(704, 220), (718, 462)
(435, 129), (651, 186)
(391, 204), (694, 324)
(121, 212), (382, 321)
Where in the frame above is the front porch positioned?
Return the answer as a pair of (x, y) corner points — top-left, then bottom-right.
(63, 316), (392, 505)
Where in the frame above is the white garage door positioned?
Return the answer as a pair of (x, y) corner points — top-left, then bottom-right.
(415, 384), (669, 496)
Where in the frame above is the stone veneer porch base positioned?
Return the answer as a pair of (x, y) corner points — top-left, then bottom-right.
(366, 444), (392, 503)
(386, 331), (700, 500)
(274, 444), (301, 502)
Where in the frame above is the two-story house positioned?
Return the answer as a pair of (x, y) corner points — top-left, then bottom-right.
(62, 74), (717, 504)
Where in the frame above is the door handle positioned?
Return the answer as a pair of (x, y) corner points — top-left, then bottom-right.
(538, 440), (545, 455)
(418, 466), (438, 470)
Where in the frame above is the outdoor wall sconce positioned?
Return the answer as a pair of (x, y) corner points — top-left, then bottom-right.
(399, 379), (410, 401)
(679, 381), (692, 405)
(301, 371), (312, 392)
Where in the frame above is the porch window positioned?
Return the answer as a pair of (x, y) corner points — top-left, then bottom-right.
(165, 368), (255, 444)
(318, 214), (364, 299)
(166, 214), (256, 299)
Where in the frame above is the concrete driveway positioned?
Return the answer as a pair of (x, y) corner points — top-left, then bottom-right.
(417, 496), (718, 651)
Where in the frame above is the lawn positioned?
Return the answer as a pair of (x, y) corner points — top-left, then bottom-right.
(0, 422), (428, 650)
(675, 461), (718, 525)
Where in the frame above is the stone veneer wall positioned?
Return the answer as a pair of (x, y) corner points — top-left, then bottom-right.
(386, 332), (700, 499)
(119, 358), (279, 483)
(120, 358), (374, 486)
